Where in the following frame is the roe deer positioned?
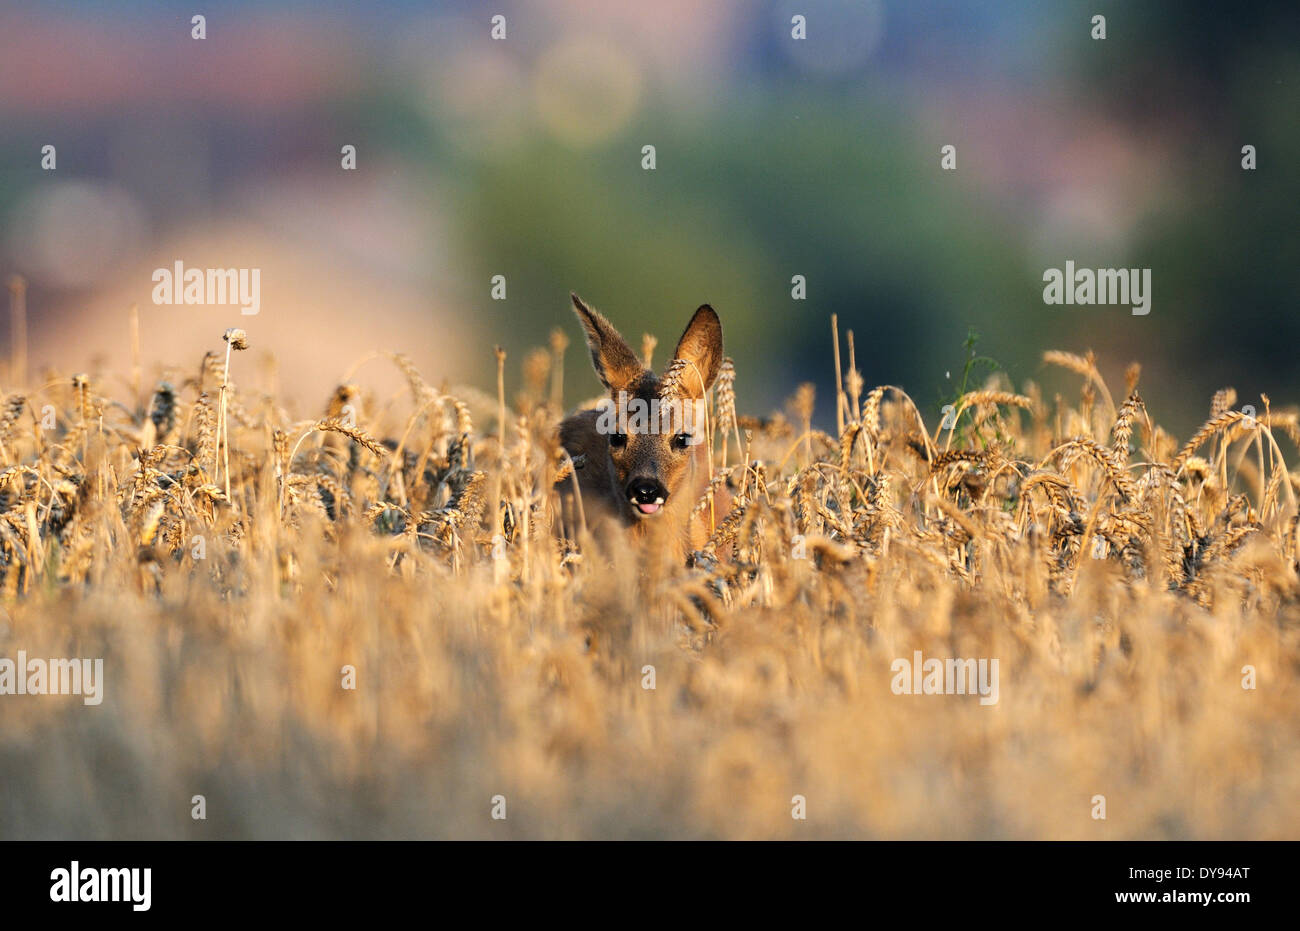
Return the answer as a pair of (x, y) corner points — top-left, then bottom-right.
(556, 293), (726, 562)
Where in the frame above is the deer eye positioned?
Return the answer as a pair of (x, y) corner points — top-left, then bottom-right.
(609, 433), (628, 449)
(672, 433), (693, 450)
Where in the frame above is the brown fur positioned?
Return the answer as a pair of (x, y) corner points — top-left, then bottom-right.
(556, 294), (725, 563)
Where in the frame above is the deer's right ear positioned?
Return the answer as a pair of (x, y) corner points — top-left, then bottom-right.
(571, 293), (643, 393)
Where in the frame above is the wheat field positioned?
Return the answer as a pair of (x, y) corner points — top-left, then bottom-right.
(1, 314), (1298, 840)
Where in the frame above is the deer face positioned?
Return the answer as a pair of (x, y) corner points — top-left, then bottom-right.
(600, 376), (706, 518)
(570, 294), (722, 521)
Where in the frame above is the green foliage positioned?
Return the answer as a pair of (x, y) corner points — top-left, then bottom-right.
(936, 327), (1004, 444)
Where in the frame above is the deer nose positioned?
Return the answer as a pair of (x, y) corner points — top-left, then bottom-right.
(627, 479), (668, 513)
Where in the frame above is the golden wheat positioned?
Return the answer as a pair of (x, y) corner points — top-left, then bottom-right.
(0, 326), (1296, 840)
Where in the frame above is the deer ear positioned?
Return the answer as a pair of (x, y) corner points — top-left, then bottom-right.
(571, 293), (643, 393)
(668, 305), (723, 397)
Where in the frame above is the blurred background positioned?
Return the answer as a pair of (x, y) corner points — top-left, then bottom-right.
(0, 0), (1296, 433)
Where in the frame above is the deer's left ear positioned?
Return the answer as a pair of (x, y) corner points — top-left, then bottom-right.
(668, 305), (723, 397)
(571, 292), (644, 394)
